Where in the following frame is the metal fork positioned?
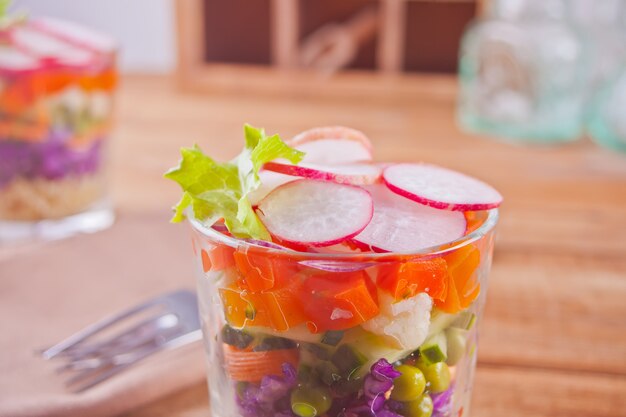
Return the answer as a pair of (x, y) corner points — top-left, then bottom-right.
(41, 289), (202, 392)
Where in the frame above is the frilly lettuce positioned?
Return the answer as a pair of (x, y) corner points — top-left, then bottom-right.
(164, 124), (304, 240)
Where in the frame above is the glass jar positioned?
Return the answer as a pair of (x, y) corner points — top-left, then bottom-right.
(570, 0), (626, 91)
(458, 0), (588, 143)
(586, 65), (626, 153)
(190, 209), (498, 417)
(0, 17), (117, 243)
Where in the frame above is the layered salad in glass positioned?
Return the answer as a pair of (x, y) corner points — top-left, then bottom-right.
(167, 125), (501, 417)
(0, 14), (116, 222)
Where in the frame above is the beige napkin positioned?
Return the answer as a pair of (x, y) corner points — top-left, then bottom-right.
(0, 212), (206, 417)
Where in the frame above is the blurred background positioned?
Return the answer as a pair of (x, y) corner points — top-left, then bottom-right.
(15, 0), (626, 150)
(1, 1), (625, 417)
(15, 0), (177, 73)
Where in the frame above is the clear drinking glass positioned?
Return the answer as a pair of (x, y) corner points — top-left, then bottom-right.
(0, 17), (117, 243)
(190, 209), (498, 417)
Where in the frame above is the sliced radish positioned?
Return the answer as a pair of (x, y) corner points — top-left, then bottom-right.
(12, 26), (97, 68)
(383, 163), (503, 211)
(295, 139), (372, 165)
(289, 127), (372, 164)
(30, 17), (117, 54)
(289, 126), (372, 150)
(0, 47), (40, 73)
(257, 179), (373, 247)
(263, 161), (381, 185)
(353, 185), (466, 253)
(248, 170), (295, 206)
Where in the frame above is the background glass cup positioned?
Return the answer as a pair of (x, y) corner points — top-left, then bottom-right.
(190, 210), (498, 417)
(0, 17), (117, 243)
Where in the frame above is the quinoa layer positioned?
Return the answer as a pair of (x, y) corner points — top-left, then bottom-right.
(0, 173), (106, 221)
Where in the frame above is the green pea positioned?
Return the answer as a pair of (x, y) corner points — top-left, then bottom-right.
(418, 361), (450, 393)
(403, 394), (434, 417)
(390, 365), (426, 402)
(291, 385), (332, 417)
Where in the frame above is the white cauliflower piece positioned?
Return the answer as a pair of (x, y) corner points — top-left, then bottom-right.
(362, 292), (433, 350)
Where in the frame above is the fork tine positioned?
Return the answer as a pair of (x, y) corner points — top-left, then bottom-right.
(66, 342), (168, 392)
(56, 313), (179, 361)
(65, 329), (203, 392)
(55, 357), (109, 373)
(41, 294), (167, 359)
(43, 289), (201, 391)
(65, 362), (134, 392)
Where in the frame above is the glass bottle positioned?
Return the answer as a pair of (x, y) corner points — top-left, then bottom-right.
(586, 65), (626, 153)
(457, 0), (588, 143)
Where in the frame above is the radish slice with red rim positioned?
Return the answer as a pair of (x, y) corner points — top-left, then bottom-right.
(30, 17), (117, 54)
(12, 26), (98, 68)
(383, 163), (503, 211)
(289, 126), (372, 164)
(257, 179), (374, 247)
(352, 185), (467, 253)
(0, 47), (40, 74)
(248, 170), (295, 206)
(263, 161), (381, 185)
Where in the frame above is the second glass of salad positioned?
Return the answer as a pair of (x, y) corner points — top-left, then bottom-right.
(167, 125), (501, 417)
(0, 14), (117, 242)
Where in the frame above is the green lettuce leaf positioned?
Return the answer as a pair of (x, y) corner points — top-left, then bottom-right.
(164, 124), (304, 240)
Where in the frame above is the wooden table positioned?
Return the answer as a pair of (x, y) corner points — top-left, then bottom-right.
(104, 74), (626, 416)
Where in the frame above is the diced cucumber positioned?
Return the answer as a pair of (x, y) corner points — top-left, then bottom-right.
(331, 344), (367, 377)
(444, 327), (468, 366)
(342, 327), (413, 377)
(419, 332), (447, 364)
(316, 362), (342, 386)
(452, 312), (476, 330)
(426, 310), (457, 338)
(320, 330), (344, 346)
(252, 336), (297, 351)
(302, 343), (332, 361)
(245, 324), (322, 344)
(221, 325), (254, 349)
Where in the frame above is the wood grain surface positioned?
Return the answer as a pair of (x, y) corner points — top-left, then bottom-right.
(101, 74), (626, 416)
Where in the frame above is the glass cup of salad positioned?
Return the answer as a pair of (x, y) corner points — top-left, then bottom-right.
(0, 15), (117, 242)
(167, 125), (502, 417)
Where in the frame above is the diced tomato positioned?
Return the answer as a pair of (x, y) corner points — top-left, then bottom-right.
(220, 287), (254, 328)
(464, 211), (483, 234)
(219, 279), (307, 332)
(377, 258), (448, 301)
(246, 284), (307, 331)
(233, 251), (299, 292)
(435, 245), (481, 313)
(78, 69), (118, 91)
(200, 244), (235, 273)
(200, 249), (211, 273)
(31, 72), (75, 95)
(300, 271), (379, 333)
